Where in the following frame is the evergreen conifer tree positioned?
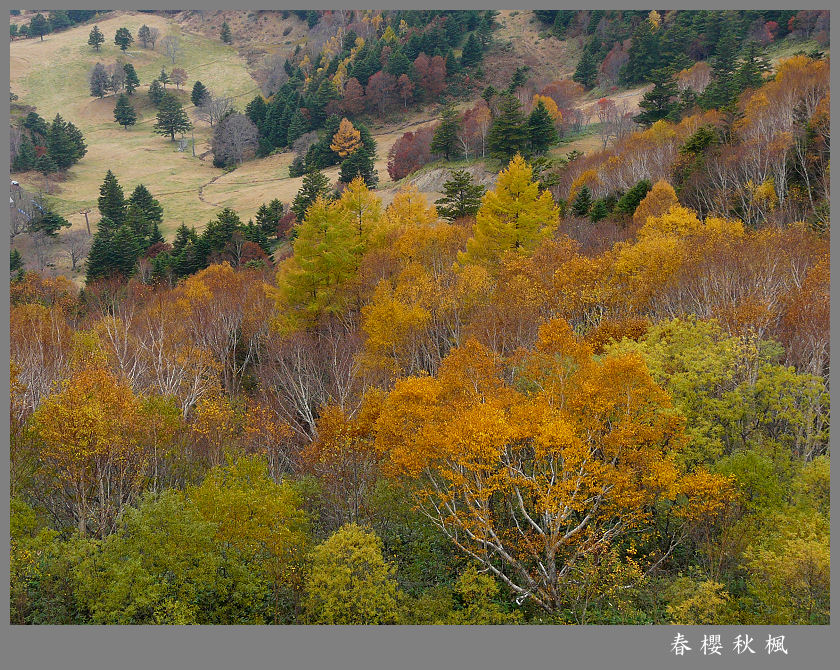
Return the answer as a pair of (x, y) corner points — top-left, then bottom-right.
(528, 101), (558, 155)
(114, 95), (137, 129)
(98, 170), (126, 225)
(154, 93), (192, 140)
(148, 79), (165, 106)
(461, 32), (483, 68)
(430, 105), (461, 160)
(434, 169), (486, 220)
(114, 27), (133, 51)
(88, 25), (104, 51)
(128, 184), (163, 224)
(292, 166), (332, 221)
(220, 21), (232, 44)
(573, 47), (599, 88)
(487, 95), (528, 162)
(191, 81), (208, 107)
(571, 185), (593, 217)
(123, 64), (139, 95)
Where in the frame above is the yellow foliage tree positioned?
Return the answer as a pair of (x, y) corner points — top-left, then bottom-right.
(632, 179), (679, 226)
(330, 118), (362, 157)
(32, 367), (146, 538)
(375, 318), (731, 612)
(460, 155), (559, 270)
(531, 94), (561, 122)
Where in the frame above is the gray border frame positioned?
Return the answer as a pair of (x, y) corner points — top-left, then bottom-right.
(3, 2), (835, 669)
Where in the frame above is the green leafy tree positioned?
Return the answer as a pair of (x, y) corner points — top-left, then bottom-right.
(88, 25), (104, 51)
(434, 169), (486, 220)
(113, 94), (137, 129)
(292, 166), (332, 221)
(430, 105), (460, 160)
(114, 27), (133, 51)
(527, 100), (558, 155)
(153, 93), (192, 140)
(303, 524), (402, 624)
(98, 170), (126, 225)
(123, 63), (139, 95)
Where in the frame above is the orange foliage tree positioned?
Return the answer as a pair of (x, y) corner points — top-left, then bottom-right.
(375, 319), (731, 612)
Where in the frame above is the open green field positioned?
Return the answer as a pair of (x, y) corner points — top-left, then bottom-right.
(10, 11), (260, 239)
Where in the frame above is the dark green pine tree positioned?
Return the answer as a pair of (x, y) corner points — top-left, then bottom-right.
(35, 153), (58, 175)
(487, 94), (528, 162)
(286, 110), (309, 146)
(153, 93), (192, 140)
(634, 68), (680, 127)
(338, 144), (377, 187)
(149, 79), (165, 106)
(245, 95), (268, 133)
(385, 48), (412, 78)
(588, 199), (609, 223)
(148, 220), (165, 246)
(735, 42), (770, 91)
(434, 169), (486, 220)
(29, 13), (50, 41)
(445, 49), (460, 76)
(528, 101), (558, 155)
(573, 47), (599, 89)
(46, 114), (84, 169)
(172, 223), (199, 256)
(430, 105), (461, 160)
(123, 64), (140, 95)
(201, 208), (242, 257)
(614, 179), (652, 216)
(292, 166), (332, 221)
(98, 170), (126, 225)
(191, 80), (208, 107)
(111, 224), (142, 277)
(12, 136), (36, 172)
(701, 26), (741, 109)
(158, 68), (170, 89)
(128, 184), (163, 224)
(114, 94), (137, 129)
(31, 210), (71, 237)
(124, 206), (152, 247)
(256, 199), (284, 236)
(267, 100), (291, 149)
(114, 27), (133, 51)
(88, 25), (104, 51)
(460, 32), (483, 68)
(86, 226), (116, 283)
(10, 249), (24, 278)
(621, 19), (661, 85)
(220, 21), (232, 44)
(571, 185), (593, 217)
(242, 221), (271, 253)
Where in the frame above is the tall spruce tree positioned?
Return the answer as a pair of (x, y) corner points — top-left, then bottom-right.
(292, 166), (332, 221)
(123, 64), (139, 95)
(634, 68), (680, 126)
(98, 170), (126, 225)
(460, 32), (483, 68)
(128, 184), (163, 224)
(46, 114), (86, 169)
(220, 21), (232, 44)
(430, 105), (460, 160)
(114, 27), (133, 51)
(571, 185), (593, 217)
(153, 93), (192, 140)
(528, 100), (558, 155)
(573, 47), (599, 89)
(29, 13), (49, 41)
(487, 94), (528, 162)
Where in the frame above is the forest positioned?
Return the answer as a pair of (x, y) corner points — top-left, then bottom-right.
(9, 9), (830, 626)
